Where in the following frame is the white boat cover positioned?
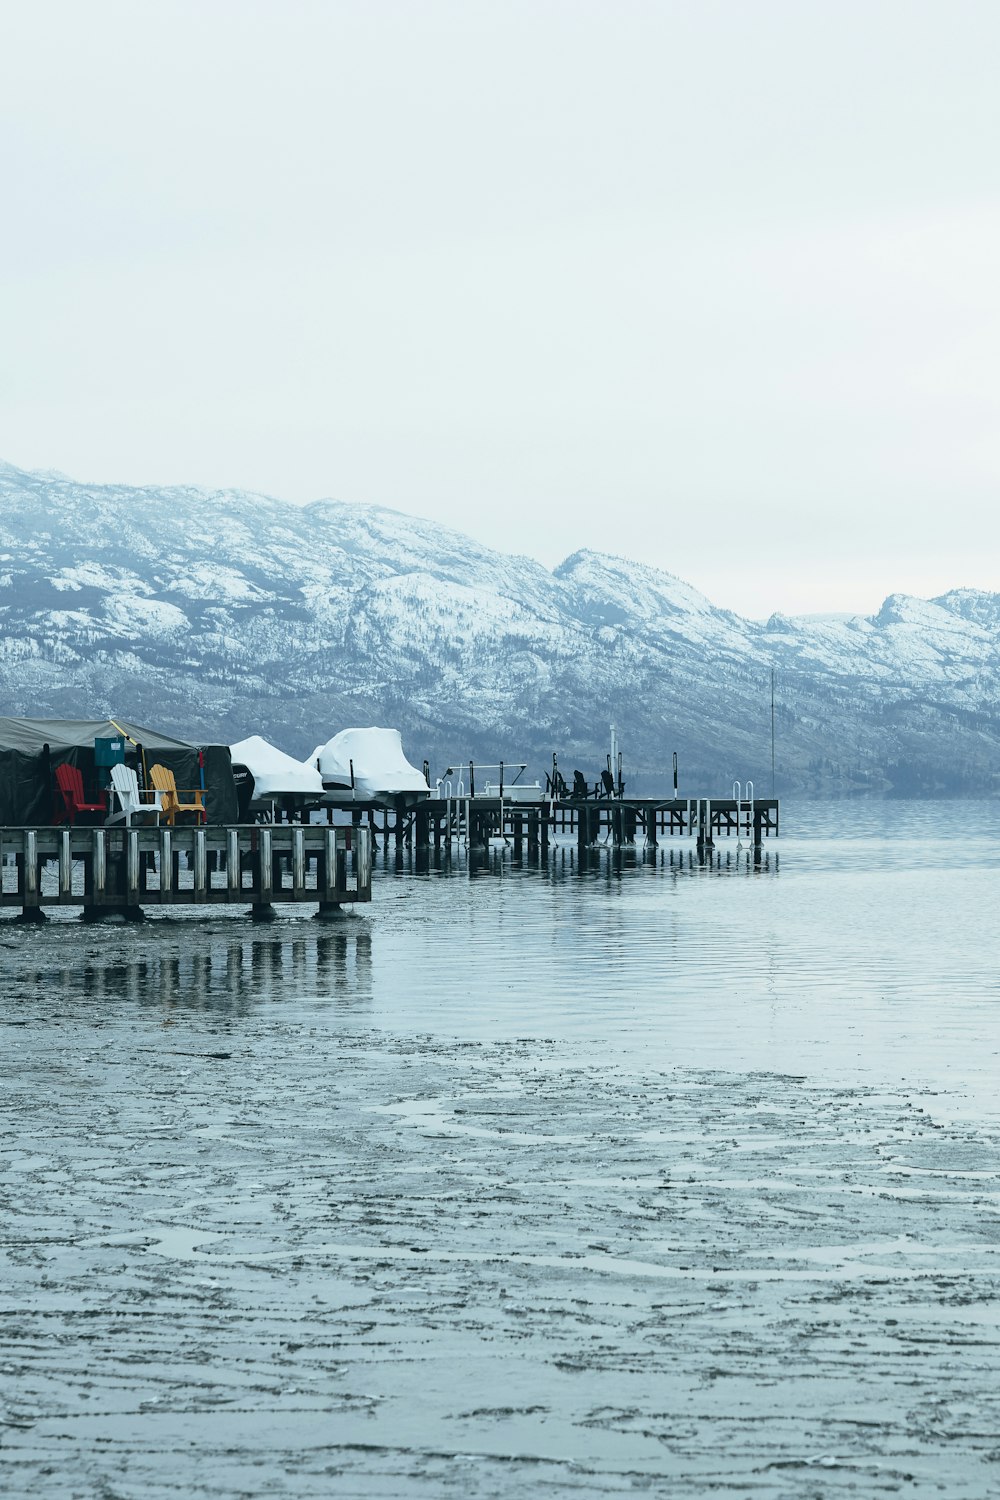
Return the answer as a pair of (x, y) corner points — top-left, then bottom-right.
(230, 735), (323, 800)
(313, 727), (429, 797)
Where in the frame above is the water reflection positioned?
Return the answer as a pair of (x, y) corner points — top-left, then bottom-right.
(387, 841), (777, 880)
(22, 928), (373, 1016)
(8, 800), (1000, 1088)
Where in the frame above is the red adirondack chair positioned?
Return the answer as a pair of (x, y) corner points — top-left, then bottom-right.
(53, 763), (106, 826)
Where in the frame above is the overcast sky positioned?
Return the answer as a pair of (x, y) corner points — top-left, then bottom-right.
(2, 1), (998, 616)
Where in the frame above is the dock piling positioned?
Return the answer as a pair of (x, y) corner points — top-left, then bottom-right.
(193, 829), (207, 899)
(58, 830), (72, 901)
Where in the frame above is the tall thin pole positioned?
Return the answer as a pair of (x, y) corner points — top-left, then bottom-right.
(770, 669), (775, 796)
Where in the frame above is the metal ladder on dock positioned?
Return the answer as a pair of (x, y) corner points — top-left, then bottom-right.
(439, 778), (470, 845)
(732, 780), (754, 839)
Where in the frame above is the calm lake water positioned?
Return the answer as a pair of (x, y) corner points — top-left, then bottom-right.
(370, 799), (1000, 1096)
(3, 800), (1000, 1497)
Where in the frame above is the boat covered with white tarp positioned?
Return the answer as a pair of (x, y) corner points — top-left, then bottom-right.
(230, 734), (323, 818)
(309, 727), (429, 803)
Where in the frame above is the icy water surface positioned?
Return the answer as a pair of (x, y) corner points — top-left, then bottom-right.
(2, 800), (1000, 1497)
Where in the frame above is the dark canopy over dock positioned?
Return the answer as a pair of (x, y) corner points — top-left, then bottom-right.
(0, 717), (238, 825)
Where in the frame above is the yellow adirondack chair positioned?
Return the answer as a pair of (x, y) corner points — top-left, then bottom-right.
(149, 763), (208, 825)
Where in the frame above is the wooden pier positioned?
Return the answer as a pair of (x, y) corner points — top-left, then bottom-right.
(0, 824), (372, 922)
(367, 794), (778, 855)
(0, 794), (777, 921)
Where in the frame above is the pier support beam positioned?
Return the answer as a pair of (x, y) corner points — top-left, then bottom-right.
(696, 798), (714, 858)
(17, 830), (43, 921)
(415, 805), (430, 849)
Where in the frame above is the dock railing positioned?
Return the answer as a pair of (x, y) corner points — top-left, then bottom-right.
(0, 823), (371, 917)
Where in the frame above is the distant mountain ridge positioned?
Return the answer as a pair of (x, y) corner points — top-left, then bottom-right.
(1, 459), (998, 796)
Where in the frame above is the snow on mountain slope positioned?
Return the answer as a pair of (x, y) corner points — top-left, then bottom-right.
(0, 459), (998, 794)
(557, 549), (726, 623)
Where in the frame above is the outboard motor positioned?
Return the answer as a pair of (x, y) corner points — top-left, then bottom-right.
(232, 763), (255, 822)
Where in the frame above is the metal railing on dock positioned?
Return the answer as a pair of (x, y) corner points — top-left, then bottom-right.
(0, 824), (372, 918)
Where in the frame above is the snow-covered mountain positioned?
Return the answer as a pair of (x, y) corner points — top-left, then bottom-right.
(1, 459), (998, 796)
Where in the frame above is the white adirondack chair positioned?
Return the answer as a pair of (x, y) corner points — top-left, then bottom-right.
(106, 763), (163, 826)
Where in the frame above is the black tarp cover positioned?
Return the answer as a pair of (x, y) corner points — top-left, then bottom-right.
(0, 718), (238, 825)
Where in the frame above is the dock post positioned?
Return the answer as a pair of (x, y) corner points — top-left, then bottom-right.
(415, 804), (430, 849)
(512, 812), (523, 859)
(252, 827), (275, 920)
(126, 830), (142, 912)
(576, 804), (587, 857)
(623, 807), (636, 844)
(317, 827), (341, 917)
(81, 829), (107, 921)
(527, 812), (539, 858)
(355, 826), (371, 895)
(59, 829), (72, 902)
(291, 827), (306, 898)
(468, 807), (487, 852)
(540, 809), (550, 857)
(193, 829), (208, 901)
(94, 827), (107, 899)
(271, 837), (285, 898)
(227, 829), (241, 898)
(158, 829), (172, 899)
(695, 798), (714, 858)
(646, 806), (658, 847)
(17, 830), (45, 922)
